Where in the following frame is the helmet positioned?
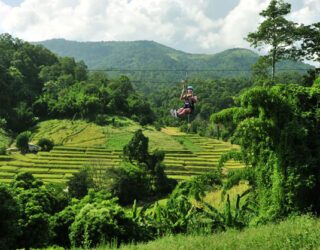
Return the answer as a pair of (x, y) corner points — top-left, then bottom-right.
(187, 86), (193, 90)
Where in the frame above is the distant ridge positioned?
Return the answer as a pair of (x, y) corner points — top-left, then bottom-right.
(35, 39), (312, 83)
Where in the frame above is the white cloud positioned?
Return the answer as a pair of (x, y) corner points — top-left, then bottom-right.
(0, 0), (319, 54)
(290, 0), (320, 25)
(215, 0), (269, 49)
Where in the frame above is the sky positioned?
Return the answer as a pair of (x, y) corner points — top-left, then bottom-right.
(0, 0), (320, 55)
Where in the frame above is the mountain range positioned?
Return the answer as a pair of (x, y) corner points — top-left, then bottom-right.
(36, 39), (312, 83)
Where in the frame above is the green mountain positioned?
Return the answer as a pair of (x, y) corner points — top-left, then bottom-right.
(36, 39), (312, 83)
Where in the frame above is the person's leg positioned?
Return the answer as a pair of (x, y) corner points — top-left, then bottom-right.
(177, 108), (184, 113)
(177, 108), (191, 117)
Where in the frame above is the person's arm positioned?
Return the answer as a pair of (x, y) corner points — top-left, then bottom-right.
(192, 96), (198, 103)
(180, 86), (185, 100)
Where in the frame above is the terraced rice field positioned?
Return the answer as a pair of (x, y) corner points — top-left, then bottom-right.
(0, 132), (243, 183)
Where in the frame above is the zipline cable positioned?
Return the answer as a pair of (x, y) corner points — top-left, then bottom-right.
(87, 68), (310, 72)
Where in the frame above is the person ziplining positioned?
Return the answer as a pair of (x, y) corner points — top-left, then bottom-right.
(171, 81), (197, 118)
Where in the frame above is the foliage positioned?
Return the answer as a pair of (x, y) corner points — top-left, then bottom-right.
(103, 164), (150, 205)
(123, 129), (176, 198)
(10, 173), (63, 250)
(171, 172), (222, 201)
(0, 185), (19, 250)
(37, 138), (54, 152)
(246, 0), (300, 80)
(212, 84), (320, 222)
(16, 131), (31, 154)
(69, 198), (137, 248)
(123, 129), (149, 164)
(107, 215), (320, 250)
(50, 206), (76, 248)
(38, 39), (310, 82)
(300, 22), (320, 65)
(0, 33), (57, 132)
(49, 190), (114, 248)
(67, 168), (94, 199)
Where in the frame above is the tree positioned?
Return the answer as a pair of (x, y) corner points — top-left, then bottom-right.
(104, 164), (150, 205)
(67, 168), (94, 199)
(37, 138), (54, 152)
(10, 102), (37, 132)
(123, 129), (149, 164)
(11, 173), (56, 250)
(16, 131), (31, 154)
(12, 172), (43, 190)
(50, 206), (76, 248)
(123, 130), (175, 197)
(300, 22), (320, 67)
(69, 198), (137, 248)
(246, 0), (299, 80)
(212, 84), (320, 222)
(252, 56), (273, 86)
(0, 185), (19, 250)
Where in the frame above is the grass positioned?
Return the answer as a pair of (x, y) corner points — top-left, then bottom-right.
(204, 182), (250, 211)
(98, 215), (320, 250)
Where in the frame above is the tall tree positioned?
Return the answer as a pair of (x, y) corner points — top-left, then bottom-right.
(300, 22), (320, 67)
(246, 0), (298, 80)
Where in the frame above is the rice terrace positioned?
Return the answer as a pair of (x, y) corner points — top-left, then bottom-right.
(1, 0), (320, 249)
(0, 119), (243, 183)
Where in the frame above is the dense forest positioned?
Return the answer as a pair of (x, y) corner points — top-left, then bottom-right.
(1, 0), (320, 249)
(0, 33), (155, 135)
(37, 38), (312, 85)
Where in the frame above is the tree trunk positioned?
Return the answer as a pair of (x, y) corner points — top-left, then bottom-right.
(272, 49), (276, 82)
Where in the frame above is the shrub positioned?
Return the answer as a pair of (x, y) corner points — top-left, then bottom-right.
(50, 206), (76, 248)
(104, 164), (150, 205)
(16, 131), (31, 154)
(69, 199), (137, 248)
(0, 185), (20, 250)
(0, 147), (6, 155)
(12, 172), (43, 189)
(0, 118), (6, 128)
(94, 114), (109, 125)
(37, 138), (54, 152)
(154, 122), (162, 131)
(313, 76), (320, 87)
(67, 168), (94, 199)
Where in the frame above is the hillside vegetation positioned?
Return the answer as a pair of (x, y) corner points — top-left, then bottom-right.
(37, 39), (312, 81)
(0, 128), (10, 150)
(104, 215), (319, 250)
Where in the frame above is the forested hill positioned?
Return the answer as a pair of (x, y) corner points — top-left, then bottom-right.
(36, 39), (312, 82)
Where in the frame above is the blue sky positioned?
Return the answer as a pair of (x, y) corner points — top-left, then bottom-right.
(0, 0), (319, 55)
(2, 0), (22, 6)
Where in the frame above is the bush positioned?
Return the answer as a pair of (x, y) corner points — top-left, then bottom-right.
(37, 138), (54, 152)
(94, 114), (109, 125)
(16, 131), (31, 154)
(171, 171), (222, 201)
(67, 168), (94, 199)
(0, 185), (20, 250)
(104, 164), (150, 205)
(0, 118), (6, 128)
(50, 206), (76, 248)
(69, 199), (137, 248)
(0, 147), (6, 155)
(154, 122), (162, 131)
(313, 76), (320, 87)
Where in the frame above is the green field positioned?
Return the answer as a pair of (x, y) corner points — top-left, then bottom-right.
(98, 215), (319, 250)
(0, 119), (244, 184)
